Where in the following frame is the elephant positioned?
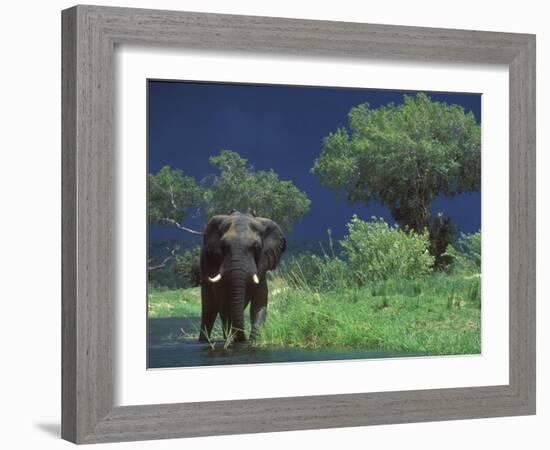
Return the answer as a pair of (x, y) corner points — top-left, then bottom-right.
(198, 211), (286, 344)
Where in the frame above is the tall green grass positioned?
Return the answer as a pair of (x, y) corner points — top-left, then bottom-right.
(260, 273), (480, 355)
(148, 273), (481, 356)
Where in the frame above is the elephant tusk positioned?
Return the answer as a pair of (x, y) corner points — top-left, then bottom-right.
(208, 273), (222, 283)
(252, 274), (260, 284)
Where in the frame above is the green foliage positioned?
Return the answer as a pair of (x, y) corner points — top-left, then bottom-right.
(279, 230), (349, 290)
(148, 166), (204, 225)
(444, 231), (481, 274)
(147, 261), (180, 289)
(174, 246), (201, 287)
(148, 241), (201, 289)
(340, 216), (434, 283)
(205, 150), (311, 231)
(147, 151), (310, 234)
(311, 93), (481, 232)
(281, 217), (437, 290)
(147, 262), (179, 289)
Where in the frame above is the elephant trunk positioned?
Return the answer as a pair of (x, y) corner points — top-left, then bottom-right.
(228, 269), (248, 343)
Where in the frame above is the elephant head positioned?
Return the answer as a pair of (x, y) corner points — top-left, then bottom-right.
(200, 211), (286, 342)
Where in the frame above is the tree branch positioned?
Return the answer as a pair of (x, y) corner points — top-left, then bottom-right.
(148, 245), (179, 271)
(162, 218), (204, 236)
(159, 183), (204, 236)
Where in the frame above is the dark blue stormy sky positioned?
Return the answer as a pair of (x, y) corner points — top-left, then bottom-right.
(148, 80), (481, 242)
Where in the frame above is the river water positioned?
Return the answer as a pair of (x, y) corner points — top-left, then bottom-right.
(147, 317), (426, 369)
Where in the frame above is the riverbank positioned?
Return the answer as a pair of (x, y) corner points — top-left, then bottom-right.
(148, 273), (481, 356)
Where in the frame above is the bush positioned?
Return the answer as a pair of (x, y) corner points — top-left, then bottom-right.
(174, 246), (201, 287)
(148, 241), (202, 288)
(444, 231), (481, 274)
(340, 216), (434, 283)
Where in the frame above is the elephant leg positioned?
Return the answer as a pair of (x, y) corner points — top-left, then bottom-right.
(250, 306), (267, 342)
(198, 284), (217, 343)
(219, 309), (230, 340)
(249, 278), (268, 341)
(199, 311), (217, 343)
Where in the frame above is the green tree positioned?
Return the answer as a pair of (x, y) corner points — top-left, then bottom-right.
(204, 150), (311, 232)
(148, 166), (205, 235)
(148, 150), (311, 235)
(311, 93), (481, 233)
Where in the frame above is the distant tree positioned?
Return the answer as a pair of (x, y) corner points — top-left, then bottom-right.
(311, 93), (481, 234)
(204, 150), (311, 232)
(148, 166), (205, 235)
(148, 150), (311, 235)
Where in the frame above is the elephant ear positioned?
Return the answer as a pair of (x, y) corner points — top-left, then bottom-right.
(201, 215), (226, 274)
(258, 218), (286, 273)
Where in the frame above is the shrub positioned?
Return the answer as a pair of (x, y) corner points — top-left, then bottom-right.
(444, 231), (481, 274)
(174, 246), (201, 287)
(340, 216), (434, 283)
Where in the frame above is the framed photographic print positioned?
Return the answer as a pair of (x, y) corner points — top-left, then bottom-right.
(62, 5), (536, 444)
(146, 81), (484, 370)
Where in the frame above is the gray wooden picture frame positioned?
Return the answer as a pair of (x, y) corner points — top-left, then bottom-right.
(61, 4), (536, 444)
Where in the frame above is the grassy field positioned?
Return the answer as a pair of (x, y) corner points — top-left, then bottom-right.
(148, 272), (481, 356)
